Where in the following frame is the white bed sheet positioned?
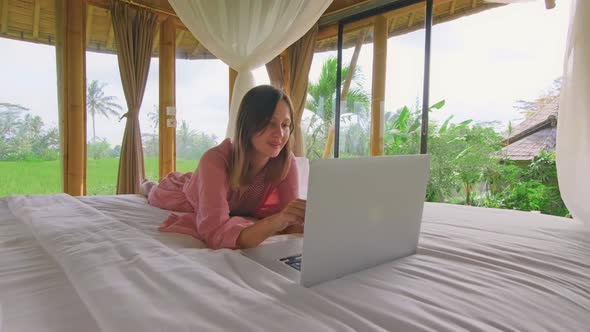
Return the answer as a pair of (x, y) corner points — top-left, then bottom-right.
(1, 194), (589, 331)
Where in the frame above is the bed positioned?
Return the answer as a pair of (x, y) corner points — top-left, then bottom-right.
(1, 193), (589, 331)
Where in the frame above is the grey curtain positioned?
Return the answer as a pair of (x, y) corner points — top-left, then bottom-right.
(110, 0), (157, 194)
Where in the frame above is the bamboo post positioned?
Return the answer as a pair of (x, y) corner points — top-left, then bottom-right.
(54, 0), (87, 195)
(159, 18), (176, 179)
(322, 28), (367, 158)
(370, 15), (387, 156)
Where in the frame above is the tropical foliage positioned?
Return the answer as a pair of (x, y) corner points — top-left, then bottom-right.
(0, 103), (59, 161)
(381, 99), (567, 217)
(304, 57), (370, 158)
(87, 80), (123, 142)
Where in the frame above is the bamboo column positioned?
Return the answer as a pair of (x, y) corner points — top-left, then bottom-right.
(370, 15), (387, 156)
(54, 0), (86, 195)
(322, 29), (367, 158)
(159, 18), (176, 179)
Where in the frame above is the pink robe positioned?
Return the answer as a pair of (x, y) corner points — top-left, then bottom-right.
(148, 138), (299, 249)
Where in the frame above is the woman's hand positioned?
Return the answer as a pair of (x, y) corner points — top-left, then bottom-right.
(237, 199), (306, 248)
(268, 199), (306, 233)
(281, 224), (304, 234)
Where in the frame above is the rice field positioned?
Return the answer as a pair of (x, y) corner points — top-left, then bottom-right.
(0, 158), (199, 197)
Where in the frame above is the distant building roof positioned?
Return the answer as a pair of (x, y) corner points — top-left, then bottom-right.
(501, 99), (559, 161)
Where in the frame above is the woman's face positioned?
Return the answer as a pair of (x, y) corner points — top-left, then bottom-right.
(251, 99), (291, 160)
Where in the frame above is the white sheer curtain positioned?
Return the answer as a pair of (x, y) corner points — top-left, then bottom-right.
(556, 0), (590, 223)
(168, 0), (332, 138)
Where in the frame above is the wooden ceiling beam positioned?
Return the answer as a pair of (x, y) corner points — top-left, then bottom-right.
(86, 5), (94, 46)
(318, 0), (453, 41)
(1, 0), (8, 34)
(87, 0), (186, 29)
(407, 11), (415, 28)
(190, 40), (202, 57)
(33, 0), (41, 39)
(152, 24), (160, 53)
(175, 29), (184, 47)
(388, 15), (398, 33)
(318, 0), (494, 42)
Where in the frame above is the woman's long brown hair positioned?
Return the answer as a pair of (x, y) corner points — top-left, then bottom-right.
(230, 85), (295, 191)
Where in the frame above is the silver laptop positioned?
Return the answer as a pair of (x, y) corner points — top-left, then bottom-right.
(242, 154), (430, 287)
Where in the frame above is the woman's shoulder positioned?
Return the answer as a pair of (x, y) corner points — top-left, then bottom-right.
(200, 138), (233, 169)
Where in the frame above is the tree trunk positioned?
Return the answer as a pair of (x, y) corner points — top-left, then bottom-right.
(92, 112), (96, 142)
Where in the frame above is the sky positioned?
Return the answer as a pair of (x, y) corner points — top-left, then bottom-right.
(0, 0), (571, 146)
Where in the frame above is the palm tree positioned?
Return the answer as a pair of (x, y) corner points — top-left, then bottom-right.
(0, 103), (28, 140)
(86, 80), (123, 142)
(143, 106), (159, 157)
(305, 57), (370, 157)
(146, 105), (159, 132)
(176, 120), (197, 159)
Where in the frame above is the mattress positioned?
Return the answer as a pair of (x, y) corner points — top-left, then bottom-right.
(1, 193), (589, 331)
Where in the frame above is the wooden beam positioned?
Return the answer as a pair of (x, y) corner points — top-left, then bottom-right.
(33, 0), (41, 39)
(407, 11), (415, 28)
(388, 15), (398, 34)
(322, 29), (368, 159)
(159, 18), (176, 179)
(87, 0), (186, 29)
(317, 0), (452, 42)
(190, 40), (201, 57)
(370, 15), (387, 156)
(87, 0), (177, 18)
(472, 0), (477, 9)
(1, 0), (8, 34)
(55, 0), (87, 195)
(341, 30), (367, 99)
(449, 0), (456, 15)
(175, 29), (184, 47)
(152, 24), (160, 53)
(86, 6), (94, 47)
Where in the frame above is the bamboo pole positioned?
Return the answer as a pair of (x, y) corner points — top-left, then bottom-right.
(159, 18), (176, 179)
(322, 28), (367, 158)
(32, 0), (41, 39)
(1, 0), (8, 34)
(370, 15), (387, 156)
(55, 0), (87, 195)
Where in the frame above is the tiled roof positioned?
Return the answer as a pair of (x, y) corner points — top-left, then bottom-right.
(509, 99), (559, 139)
(502, 98), (559, 161)
(501, 127), (556, 161)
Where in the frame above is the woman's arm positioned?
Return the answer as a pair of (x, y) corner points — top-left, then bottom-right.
(276, 154), (305, 234)
(184, 148), (255, 249)
(237, 199), (306, 248)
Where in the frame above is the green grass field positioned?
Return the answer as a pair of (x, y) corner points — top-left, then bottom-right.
(0, 157), (199, 197)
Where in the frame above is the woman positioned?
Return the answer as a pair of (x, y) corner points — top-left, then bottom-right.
(146, 85), (305, 250)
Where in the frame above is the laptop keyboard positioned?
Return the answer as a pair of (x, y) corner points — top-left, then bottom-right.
(280, 254), (302, 271)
